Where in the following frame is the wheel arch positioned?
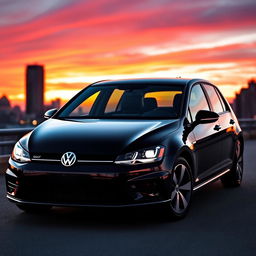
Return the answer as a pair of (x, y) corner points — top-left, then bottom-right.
(176, 147), (196, 181)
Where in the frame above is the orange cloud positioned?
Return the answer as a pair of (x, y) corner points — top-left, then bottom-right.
(0, 0), (256, 109)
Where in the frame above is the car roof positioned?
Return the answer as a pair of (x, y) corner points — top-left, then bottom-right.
(90, 78), (210, 87)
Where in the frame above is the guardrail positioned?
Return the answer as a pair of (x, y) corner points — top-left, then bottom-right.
(238, 118), (256, 131)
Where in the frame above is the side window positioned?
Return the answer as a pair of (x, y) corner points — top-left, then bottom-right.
(203, 84), (224, 113)
(189, 84), (210, 121)
(215, 88), (229, 112)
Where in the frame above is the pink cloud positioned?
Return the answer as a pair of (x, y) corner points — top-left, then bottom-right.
(0, 0), (255, 103)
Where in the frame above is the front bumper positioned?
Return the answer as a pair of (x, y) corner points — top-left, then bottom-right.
(6, 158), (172, 207)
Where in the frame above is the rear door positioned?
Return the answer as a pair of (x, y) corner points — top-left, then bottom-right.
(189, 84), (222, 181)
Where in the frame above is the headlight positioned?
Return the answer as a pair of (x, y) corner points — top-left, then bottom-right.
(12, 142), (31, 163)
(115, 146), (165, 165)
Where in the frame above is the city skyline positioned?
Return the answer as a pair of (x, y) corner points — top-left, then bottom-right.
(1, 72), (254, 112)
(0, 63), (255, 112)
(0, 0), (256, 109)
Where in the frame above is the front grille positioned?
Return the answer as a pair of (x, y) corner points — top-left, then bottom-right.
(15, 174), (132, 205)
(31, 158), (113, 164)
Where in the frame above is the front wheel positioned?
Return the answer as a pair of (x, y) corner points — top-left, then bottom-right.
(163, 157), (193, 219)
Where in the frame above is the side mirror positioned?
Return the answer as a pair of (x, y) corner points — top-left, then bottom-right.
(195, 110), (219, 124)
(44, 108), (58, 119)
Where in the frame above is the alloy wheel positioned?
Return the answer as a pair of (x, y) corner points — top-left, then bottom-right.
(221, 139), (243, 187)
(236, 158), (243, 183)
(235, 140), (243, 183)
(170, 163), (192, 214)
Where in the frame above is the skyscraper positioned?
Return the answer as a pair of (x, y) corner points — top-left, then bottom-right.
(26, 65), (44, 118)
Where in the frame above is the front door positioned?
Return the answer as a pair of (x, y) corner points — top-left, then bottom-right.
(188, 84), (222, 181)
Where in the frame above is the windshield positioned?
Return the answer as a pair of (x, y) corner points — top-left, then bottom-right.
(57, 84), (184, 119)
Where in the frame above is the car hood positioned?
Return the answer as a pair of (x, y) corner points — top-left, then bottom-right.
(28, 118), (179, 160)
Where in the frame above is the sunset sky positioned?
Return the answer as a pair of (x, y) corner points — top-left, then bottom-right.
(0, 0), (256, 109)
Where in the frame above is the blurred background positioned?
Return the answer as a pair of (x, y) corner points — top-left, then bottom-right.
(0, 0), (256, 169)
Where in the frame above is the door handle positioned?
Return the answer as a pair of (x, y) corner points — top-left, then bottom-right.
(214, 124), (221, 131)
(230, 119), (235, 125)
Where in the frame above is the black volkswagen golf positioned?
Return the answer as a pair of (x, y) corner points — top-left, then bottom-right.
(6, 78), (243, 218)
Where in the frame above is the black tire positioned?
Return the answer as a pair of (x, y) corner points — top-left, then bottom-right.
(163, 157), (193, 219)
(221, 139), (243, 187)
(16, 204), (52, 213)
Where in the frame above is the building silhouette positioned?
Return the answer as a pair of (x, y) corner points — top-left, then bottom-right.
(0, 95), (22, 127)
(232, 79), (256, 119)
(26, 65), (44, 119)
(0, 95), (11, 109)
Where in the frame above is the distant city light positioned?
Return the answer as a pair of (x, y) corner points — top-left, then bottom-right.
(32, 120), (38, 126)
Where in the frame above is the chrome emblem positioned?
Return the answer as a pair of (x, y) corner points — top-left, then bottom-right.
(61, 152), (76, 167)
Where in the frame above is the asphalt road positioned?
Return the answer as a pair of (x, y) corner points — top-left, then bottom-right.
(0, 140), (256, 256)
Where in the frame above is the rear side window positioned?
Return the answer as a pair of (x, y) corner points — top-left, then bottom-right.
(189, 84), (210, 121)
(203, 84), (224, 114)
(215, 88), (229, 112)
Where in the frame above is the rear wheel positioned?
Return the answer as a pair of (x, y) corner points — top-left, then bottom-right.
(221, 140), (243, 187)
(16, 204), (52, 213)
(164, 157), (193, 219)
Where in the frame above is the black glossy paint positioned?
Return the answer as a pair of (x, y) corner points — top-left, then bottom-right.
(5, 78), (243, 209)
(28, 119), (177, 161)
